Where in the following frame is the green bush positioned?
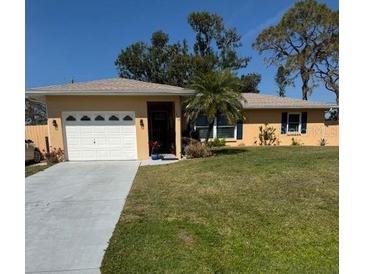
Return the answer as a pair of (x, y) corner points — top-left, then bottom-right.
(207, 138), (226, 148)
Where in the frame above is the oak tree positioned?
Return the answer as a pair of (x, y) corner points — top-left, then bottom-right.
(115, 12), (257, 89)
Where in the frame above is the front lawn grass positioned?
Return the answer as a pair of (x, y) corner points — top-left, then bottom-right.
(101, 147), (338, 274)
(25, 163), (49, 177)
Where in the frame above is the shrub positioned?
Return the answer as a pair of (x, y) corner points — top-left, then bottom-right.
(43, 147), (64, 164)
(319, 138), (327, 146)
(258, 124), (277, 146)
(181, 137), (199, 156)
(291, 138), (301, 146)
(184, 142), (212, 159)
(207, 138), (226, 148)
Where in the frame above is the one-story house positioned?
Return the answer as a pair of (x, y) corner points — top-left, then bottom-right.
(26, 78), (339, 161)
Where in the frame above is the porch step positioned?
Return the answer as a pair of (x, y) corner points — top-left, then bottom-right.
(161, 154), (178, 160)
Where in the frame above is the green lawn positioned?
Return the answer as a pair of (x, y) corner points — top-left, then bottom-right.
(25, 163), (49, 177)
(101, 147), (338, 274)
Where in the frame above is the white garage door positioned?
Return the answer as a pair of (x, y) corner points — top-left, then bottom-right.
(63, 111), (137, 161)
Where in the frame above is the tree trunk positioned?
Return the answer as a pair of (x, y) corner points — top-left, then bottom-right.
(335, 89), (339, 105)
(205, 121), (214, 143)
(301, 69), (310, 100)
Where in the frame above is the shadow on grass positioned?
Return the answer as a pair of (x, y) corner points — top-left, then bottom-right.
(211, 147), (249, 156)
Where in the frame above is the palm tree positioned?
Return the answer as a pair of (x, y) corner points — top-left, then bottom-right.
(184, 70), (245, 143)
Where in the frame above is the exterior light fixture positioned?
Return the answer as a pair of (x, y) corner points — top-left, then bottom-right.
(52, 119), (58, 129)
(140, 119), (144, 129)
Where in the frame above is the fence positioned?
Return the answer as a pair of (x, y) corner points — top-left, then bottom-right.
(25, 125), (49, 153)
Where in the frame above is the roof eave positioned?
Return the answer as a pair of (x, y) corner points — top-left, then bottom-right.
(25, 89), (196, 96)
(242, 105), (337, 109)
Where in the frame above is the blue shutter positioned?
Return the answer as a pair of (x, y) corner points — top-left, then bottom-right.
(236, 120), (243, 139)
(281, 112), (288, 134)
(301, 112), (307, 134)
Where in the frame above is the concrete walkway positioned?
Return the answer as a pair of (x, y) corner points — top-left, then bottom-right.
(25, 161), (140, 274)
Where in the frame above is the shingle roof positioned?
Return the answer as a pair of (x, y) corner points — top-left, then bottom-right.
(241, 93), (336, 109)
(26, 77), (336, 109)
(26, 78), (195, 96)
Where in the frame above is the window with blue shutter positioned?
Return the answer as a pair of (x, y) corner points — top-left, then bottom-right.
(301, 112), (308, 134)
(281, 112), (288, 134)
(194, 114), (237, 139)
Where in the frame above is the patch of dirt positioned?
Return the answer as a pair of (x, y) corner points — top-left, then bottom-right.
(178, 231), (194, 246)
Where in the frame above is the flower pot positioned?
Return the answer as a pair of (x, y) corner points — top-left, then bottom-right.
(151, 154), (160, 160)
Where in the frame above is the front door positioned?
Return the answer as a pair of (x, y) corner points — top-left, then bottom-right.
(147, 102), (175, 154)
(150, 111), (169, 151)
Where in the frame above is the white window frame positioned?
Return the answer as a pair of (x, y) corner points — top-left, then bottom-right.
(287, 112), (302, 134)
(214, 118), (237, 140)
(194, 117), (237, 140)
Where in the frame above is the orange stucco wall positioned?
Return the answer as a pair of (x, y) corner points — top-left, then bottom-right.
(46, 95), (182, 160)
(227, 109), (339, 147)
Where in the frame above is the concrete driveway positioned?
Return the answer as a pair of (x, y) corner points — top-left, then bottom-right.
(25, 161), (140, 274)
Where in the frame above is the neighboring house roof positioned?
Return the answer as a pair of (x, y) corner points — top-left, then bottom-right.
(241, 93), (336, 109)
(26, 78), (195, 96)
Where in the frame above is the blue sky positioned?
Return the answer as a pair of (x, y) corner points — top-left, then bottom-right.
(26, 0), (338, 103)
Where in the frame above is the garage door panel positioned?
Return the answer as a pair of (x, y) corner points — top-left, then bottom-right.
(109, 149), (123, 158)
(66, 137), (80, 146)
(95, 150), (109, 159)
(82, 150), (97, 159)
(93, 126), (107, 134)
(94, 136), (107, 145)
(66, 126), (80, 134)
(107, 137), (123, 145)
(79, 126), (93, 133)
(63, 111), (137, 161)
(106, 127), (122, 133)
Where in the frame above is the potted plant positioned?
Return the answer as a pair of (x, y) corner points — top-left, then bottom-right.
(150, 141), (161, 160)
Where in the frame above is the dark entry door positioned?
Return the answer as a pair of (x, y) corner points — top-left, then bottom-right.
(148, 102), (175, 154)
(151, 111), (170, 150)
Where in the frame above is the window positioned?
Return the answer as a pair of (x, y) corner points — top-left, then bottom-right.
(217, 114), (235, 138)
(194, 114), (237, 139)
(123, 115), (133, 121)
(281, 112), (307, 134)
(80, 115), (91, 121)
(95, 115), (105, 121)
(195, 115), (213, 139)
(287, 113), (301, 133)
(66, 115), (76, 121)
(109, 115), (119, 121)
